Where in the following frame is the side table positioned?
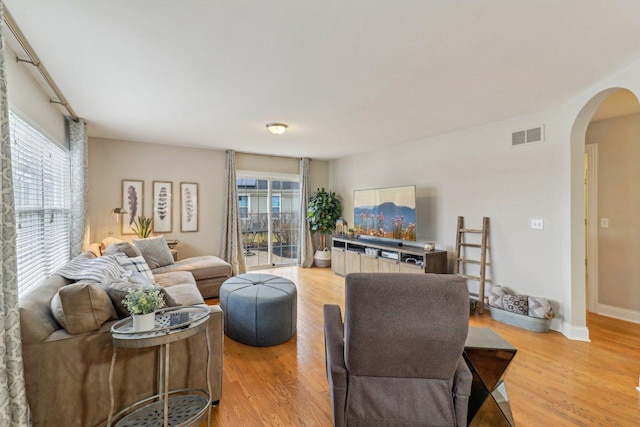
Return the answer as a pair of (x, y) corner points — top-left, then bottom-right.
(464, 327), (517, 426)
(108, 306), (211, 427)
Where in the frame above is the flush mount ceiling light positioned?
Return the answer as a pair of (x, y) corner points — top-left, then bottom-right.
(266, 123), (288, 135)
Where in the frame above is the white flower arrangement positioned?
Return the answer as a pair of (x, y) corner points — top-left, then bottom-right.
(122, 287), (166, 315)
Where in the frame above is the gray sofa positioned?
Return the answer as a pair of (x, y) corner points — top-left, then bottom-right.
(19, 248), (224, 427)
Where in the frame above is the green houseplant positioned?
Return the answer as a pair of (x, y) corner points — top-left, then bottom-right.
(307, 188), (342, 267)
(132, 215), (153, 239)
(122, 287), (166, 331)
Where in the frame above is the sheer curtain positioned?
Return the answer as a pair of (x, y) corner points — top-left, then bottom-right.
(0, 2), (29, 424)
(298, 158), (314, 267)
(69, 118), (89, 257)
(221, 150), (246, 275)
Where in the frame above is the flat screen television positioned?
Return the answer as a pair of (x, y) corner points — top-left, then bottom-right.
(353, 185), (417, 241)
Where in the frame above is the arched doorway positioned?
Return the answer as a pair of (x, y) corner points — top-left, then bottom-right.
(584, 89), (640, 320)
(570, 87), (640, 339)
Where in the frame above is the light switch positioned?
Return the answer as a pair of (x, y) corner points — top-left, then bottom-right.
(531, 218), (544, 230)
(600, 218), (609, 228)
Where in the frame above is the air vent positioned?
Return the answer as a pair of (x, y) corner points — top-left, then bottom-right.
(512, 125), (544, 146)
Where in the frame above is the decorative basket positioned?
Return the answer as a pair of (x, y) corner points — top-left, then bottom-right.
(489, 306), (551, 333)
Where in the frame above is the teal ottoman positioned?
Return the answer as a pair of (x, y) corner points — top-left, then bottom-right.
(220, 273), (297, 346)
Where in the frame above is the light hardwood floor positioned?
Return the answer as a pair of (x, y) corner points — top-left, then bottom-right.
(205, 266), (640, 426)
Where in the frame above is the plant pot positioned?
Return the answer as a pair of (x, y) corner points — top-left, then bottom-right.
(314, 248), (332, 268)
(132, 312), (156, 332)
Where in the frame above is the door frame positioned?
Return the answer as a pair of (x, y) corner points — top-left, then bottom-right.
(585, 144), (598, 313)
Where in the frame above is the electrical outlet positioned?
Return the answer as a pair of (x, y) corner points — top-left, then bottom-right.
(600, 218), (609, 228)
(531, 218), (544, 230)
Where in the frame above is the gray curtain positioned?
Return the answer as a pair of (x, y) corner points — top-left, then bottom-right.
(221, 150), (246, 275)
(298, 158), (314, 267)
(69, 118), (89, 257)
(0, 2), (29, 424)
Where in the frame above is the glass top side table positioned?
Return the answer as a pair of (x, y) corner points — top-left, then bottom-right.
(108, 306), (212, 427)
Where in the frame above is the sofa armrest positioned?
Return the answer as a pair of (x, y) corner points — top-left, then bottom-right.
(453, 355), (472, 425)
(323, 304), (347, 427)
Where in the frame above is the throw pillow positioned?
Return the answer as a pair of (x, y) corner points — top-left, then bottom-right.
(502, 294), (529, 315)
(55, 255), (128, 282)
(100, 236), (124, 252)
(487, 285), (514, 309)
(115, 255), (155, 282)
(101, 275), (155, 317)
(50, 282), (117, 334)
(528, 296), (553, 319)
(104, 241), (142, 258)
(133, 235), (175, 269)
(100, 275), (177, 317)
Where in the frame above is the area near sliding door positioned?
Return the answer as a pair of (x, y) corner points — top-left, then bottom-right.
(237, 172), (301, 269)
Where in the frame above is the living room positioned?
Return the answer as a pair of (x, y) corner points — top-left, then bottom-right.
(2, 1), (640, 426)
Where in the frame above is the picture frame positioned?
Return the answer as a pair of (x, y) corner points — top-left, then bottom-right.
(152, 181), (173, 233)
(122, 179), (144, 235)
(180, 182), (199, 232)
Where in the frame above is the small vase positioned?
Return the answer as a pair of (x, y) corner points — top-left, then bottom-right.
(132, 312), (156, 332)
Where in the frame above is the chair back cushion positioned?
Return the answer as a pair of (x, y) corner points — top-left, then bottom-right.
(345, 273), (469, 379)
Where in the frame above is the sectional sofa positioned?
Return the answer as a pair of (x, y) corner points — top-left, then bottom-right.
(19, 240), (230, 426)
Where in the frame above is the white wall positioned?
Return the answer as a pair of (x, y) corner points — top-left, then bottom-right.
(5, 44), (65, 145)
(330, 55), (640, 339)
(331, 110), (567, 332)
(88, 139), (329, 259)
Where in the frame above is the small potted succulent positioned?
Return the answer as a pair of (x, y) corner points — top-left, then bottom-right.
(122, 287), (166, 331)
(347, 228), (355, 238)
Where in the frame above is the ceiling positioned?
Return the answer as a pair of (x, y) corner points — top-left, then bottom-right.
(5, 1), (640, 160)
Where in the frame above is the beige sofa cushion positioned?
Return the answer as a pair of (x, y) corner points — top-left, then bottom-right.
(154, 271), (204, 306)
(50, 282), (117, 334)
(152, 256), (232, 281)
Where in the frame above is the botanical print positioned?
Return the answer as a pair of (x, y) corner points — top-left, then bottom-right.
(122, 180), (143, 234)
(153, 181), (172, 233)
(180, 182), (199, 232)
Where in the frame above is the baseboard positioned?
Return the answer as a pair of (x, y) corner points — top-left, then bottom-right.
(561, 321), (591, 342)
(596, 304), (640, 324)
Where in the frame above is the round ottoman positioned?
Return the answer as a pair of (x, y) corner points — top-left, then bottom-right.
(220, 273), (297, 346)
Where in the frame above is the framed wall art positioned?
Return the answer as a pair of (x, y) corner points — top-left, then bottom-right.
(122, 179), (144, 235)
(180, 182), (199, 232)
(153, 181), (172, 233)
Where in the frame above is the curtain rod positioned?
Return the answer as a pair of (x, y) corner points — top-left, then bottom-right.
(234, 150), (311, 161)
(4, 8), (78, 121)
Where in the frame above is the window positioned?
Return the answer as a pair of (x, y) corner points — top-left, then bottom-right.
(10, 112), (70, 297)
(272, 194), (281, 216)
(238, 195), (249, 219)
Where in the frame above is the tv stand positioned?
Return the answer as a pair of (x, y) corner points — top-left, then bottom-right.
(331, 236), (447, 276)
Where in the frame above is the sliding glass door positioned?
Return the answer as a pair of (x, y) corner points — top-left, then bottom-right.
(237, 174), (300, 269)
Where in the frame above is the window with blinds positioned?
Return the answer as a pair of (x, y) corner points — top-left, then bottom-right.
(9, 111), (70, 297)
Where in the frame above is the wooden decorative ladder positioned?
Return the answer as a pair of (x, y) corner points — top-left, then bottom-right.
(454, 216), (490, 313)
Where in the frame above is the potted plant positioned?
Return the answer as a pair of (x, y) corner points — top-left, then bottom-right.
(122, 287), (166, 331)
(347, 228), (355, 238)
(132, 215), (153, 239)
(307, 187), (342, 267)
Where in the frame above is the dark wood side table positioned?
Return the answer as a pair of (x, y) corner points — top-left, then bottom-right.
(464, 327), (517, 426)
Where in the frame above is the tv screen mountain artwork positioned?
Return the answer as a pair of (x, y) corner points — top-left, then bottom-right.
(353, 185), (417, 241)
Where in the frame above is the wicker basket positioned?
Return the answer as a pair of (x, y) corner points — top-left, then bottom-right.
(489, 306), (551, 333)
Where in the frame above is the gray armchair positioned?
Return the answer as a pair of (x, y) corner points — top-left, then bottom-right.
(323, 273), (472, 426)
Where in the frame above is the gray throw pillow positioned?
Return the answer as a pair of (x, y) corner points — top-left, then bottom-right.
(104, 241), (142, 258)
(502, 294), (529, 315)
(133, 235), (175, 269)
